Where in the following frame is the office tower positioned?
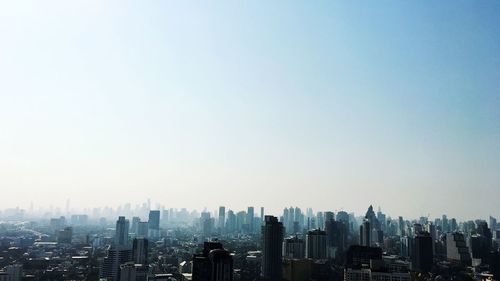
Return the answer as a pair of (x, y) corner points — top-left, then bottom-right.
(446, 233), (471, 266)
(490, 216), (497, 231)
(325, 219), (347, 254)
(100, 245), (132, 281)
(218, 206), (226, 233)
(261, 216), (284, 280)
(316, 212), (324, 231)
(413, 232), (433, 272)
(201, 212), (215, 239)
(324, 212), (334, 223)
(57, 226), (73, 244)
(413, 223), (423, 235)
(398, 217), (405, 236)
(426, 223), (436, 254)
(477, 221), (493, 250)
(247, 207), (255, 233)
(132, 237), (149, 265)
(137, 222), (149, 238)
(226, 210), (236, 233)
(192, 241), (233, 281)
(400, 236), (411, 258)
(236, 211), (246, 232)
(148, 210), (160, 239)
(131, 217), (140, 235)
(470, 234), (490, 259)
(283, 236), (305, 259)
(360, 220), (371, 247)
(306, 229), (327, 260)
(161, 209), (169, 227)
(260, 207), (264, 224)
(442, 215), (449, 232)
(115, 216), (130, 247)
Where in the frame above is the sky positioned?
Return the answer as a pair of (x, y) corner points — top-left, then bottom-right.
(0, 1), (499, 220)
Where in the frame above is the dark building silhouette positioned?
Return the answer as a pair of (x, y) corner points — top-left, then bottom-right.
(413, 231), (433, 272)
(306, 229), (327, 260)
(192, 241), (233, 281)
(132, 237), (149, 265)
(345, 245), (382, 269)
(100, 245), (132, 281)
(325, 219), (347, 253)
(261, 215), (284, 280)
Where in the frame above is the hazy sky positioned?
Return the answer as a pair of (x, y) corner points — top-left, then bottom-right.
(0, 1), (499, 219)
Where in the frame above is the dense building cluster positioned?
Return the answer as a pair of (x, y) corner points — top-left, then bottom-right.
(0, 204), (499, 281)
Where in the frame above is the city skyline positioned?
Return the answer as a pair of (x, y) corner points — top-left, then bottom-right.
(1, 1), (499, 219)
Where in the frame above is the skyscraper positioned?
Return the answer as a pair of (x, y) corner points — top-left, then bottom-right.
(247, 207), (255, 233)
(100, 245), (132, 281)
(306, 229), (327, 260)
(446, 232), (471, 266)
(132, 237), (149, 265)
(412, 232), (433, 272)
(148, 210), (160, 239)
(360, 220), (371, 247)
(325, 219), (347, 254)
(261, 216), (284, 280)
(218, 206), (226, 233)
(192, 241), (234, 281)
(283, 236), (305, 259)
(115, 216), (130, 247)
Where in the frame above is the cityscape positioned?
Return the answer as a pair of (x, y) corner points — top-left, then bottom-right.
(1, 1), (499, 281)
(0, 203), (498, 281)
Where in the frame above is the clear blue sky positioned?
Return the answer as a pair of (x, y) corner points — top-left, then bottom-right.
(0, 1), (499, 219)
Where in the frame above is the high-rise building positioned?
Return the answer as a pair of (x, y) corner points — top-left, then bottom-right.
(260, 207), (265, 224)
(306, 229), (327, 260)
(57, 226), (73, 244)
(131, 217), (140, 235)
(360, 220), (371, 247)
(100, 245), (132, 281)
(137, 221), (149, 238)
(226, 210), (236, 233)
(148, 210), (160, 239)
(247, 207), (255, 233)
(261, 216), (284, 280)
(446, 232), (471, 266)
(490, 216), (497, 232)
(218, 206), (226, 233)
(412, 232), (433, 273)
(283, 236), (305, 259)
(132, 237), (149, 265)
(192, 241), (233, 281)
(115, 216), (130, 247)
(325, 219), (347, 254)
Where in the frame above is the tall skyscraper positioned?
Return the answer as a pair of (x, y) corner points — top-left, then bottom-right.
(261, 216), (284, 280)
(283, 236), (305, 259)
(137, 221), (149, 238)
(446, 232), (471, 266)
(218, 206), (226, 233)
(247, 207), (255, 233)
(325, 219), (347, 254)
(226, 210), (236, 233)
(131, 217), (140, 235)
(360, 220), (371, 247)
(306, 229), (327, 260)
(413, 232), (433, 272)
(148, 210), (160, 239)
(192, 241), (234, 281)
(115, 216), (130, 247)
(132, 237), (149, 265)
(100, 245), (132, 281)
